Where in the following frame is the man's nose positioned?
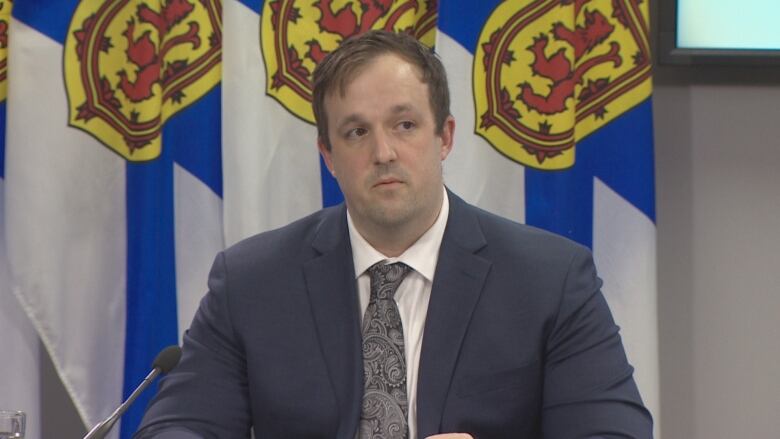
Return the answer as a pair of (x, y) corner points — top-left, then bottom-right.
(372, 129), (398, 164)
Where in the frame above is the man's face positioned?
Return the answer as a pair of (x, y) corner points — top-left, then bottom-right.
(318, 53), (454, 238)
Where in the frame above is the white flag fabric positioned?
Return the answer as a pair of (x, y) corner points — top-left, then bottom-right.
(0, 4), (40, 437)
(4, 1), (658, 438)
(222, 0), (322, 245)
(0, 184), (41, 439)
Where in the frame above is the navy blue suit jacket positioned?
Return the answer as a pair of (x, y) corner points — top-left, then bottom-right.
(135, 192), (652, 438)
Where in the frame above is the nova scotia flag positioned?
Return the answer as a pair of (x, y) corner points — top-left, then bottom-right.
(6, 1), (223, 437)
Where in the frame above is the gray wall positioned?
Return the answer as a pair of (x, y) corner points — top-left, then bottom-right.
(654, 80), (780, 438)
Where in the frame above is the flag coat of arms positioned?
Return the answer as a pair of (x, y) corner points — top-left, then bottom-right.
(3, 1), (657, 437)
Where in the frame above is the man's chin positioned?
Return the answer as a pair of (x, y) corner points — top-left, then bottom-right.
(363, 204), (414, 229)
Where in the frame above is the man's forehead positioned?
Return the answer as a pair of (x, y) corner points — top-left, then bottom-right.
(329, 52), (424, 98)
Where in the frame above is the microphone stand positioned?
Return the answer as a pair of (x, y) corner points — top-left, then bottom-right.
(82, 367), (162, 439)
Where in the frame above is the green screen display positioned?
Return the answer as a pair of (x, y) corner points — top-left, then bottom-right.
(677, 0), (780, 50)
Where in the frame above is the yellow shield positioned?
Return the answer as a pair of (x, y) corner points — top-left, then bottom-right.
(261, 0), (437, 124)
(473, 0), (651, 170)
(64, 0), (222, 161)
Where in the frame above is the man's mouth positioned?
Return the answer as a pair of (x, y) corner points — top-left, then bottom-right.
(374, 178), (402, 188)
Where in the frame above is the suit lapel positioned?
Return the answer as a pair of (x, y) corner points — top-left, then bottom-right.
(417, 193), (491, 438)
(302, 206), (363, 439)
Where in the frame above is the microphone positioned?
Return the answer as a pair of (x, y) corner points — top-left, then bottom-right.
(83, 345), (182, 439)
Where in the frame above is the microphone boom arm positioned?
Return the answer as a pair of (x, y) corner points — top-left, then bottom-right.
(82, 345), (181, 439)
(83, 367), (162, 439)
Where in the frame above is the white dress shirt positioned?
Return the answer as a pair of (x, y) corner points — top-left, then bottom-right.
(347, 188), (449, 439)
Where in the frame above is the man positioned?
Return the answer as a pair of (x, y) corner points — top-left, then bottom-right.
(135, 31), (652, 438)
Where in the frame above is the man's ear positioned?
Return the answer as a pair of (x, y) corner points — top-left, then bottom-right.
(317, 136), (336, 177)
(439, 115), (455, 161)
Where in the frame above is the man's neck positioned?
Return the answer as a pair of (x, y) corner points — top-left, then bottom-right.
(349, 189), (445, 258)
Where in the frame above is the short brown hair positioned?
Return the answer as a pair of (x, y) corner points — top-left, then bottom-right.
(312, 30), (451, 150)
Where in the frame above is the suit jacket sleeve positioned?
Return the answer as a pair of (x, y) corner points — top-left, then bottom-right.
(134, 251), (252, 438)
(541, 244), (653, 438)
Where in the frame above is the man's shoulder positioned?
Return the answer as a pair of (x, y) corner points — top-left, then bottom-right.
(222, 204), (346, 265)
(452, 194), (588, 261)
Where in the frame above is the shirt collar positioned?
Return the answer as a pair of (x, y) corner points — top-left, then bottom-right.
(348, 187), (449, 282)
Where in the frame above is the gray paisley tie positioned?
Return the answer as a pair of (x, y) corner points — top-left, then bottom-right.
(359, 262), (412, 439)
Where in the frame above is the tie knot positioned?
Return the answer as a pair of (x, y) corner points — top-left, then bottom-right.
(367, 262), (411, 300)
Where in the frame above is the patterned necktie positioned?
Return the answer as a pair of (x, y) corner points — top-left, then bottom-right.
(358, 262), (412, 439)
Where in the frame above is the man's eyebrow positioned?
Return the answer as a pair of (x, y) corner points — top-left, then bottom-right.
(390, 104), (414, 114)
(336, 114), (366, 131)
(335, 105), (418, 131)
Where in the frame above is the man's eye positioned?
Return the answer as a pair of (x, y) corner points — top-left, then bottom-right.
(347, 127), (367, 138)
(398, 121), (415, 130)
